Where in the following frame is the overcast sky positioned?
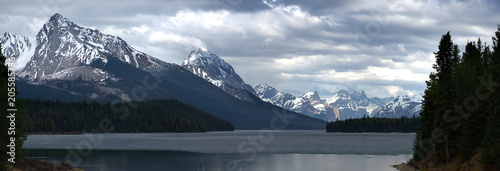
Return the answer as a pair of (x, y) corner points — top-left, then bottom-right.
(1, 0), (500, 98)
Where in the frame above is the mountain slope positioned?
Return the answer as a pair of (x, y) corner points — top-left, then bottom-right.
(18, 13), (164, 82)
(255, 84), (415, 120)
(373, 95), (422, 118)
(0, 32), (35, 71)
(255, 84), (337, 121)
(8, 13), (326, 130)
(255, 84), (298, 109)
(182, 48), (257, 103)
(325, 90), (383, 119)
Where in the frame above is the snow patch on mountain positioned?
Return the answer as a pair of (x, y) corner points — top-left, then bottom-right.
(46, 66), (111, 81)
(182, 48), (257, 102)
(255, 84), (338, 121)
(1, 32), (36, 71)
(17, 13), (165, 82)
(255, 84), (420, 120)
(373, 95), (422, 118)
(3, 13), (181, 102)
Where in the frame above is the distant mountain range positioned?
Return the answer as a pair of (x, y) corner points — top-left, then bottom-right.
(1, 13), (326, 130)
(176, 48), (422, 121)
(254, 84), (415, 121)
(178, 49), (423, 121)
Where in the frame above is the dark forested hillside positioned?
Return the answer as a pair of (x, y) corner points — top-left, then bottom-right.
(412, 25), (500, 170)
(23, 99), (234, 133)
(326, 116), (420, 133)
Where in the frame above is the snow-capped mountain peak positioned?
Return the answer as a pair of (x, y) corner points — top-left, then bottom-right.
(373, 95), (422, 118)
(48, 13), (74, 28)
(1, 32), (35, 71)
(255, 84), (338, 121)
(182, 47), (257, 102)
(255, 84), (297, 105)
(303, 91), (322, 102)
(255, 85), (422, 120)
(3, 13), (178, 101)
(1, 32), (32, 52)
(335, 90), (352, 100)
(183, 47), (209, 64)
(182, 48), (232, 72)
(18, 13), (163, 81)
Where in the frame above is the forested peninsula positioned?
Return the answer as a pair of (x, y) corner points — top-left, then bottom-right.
(23, 99), (234, 133)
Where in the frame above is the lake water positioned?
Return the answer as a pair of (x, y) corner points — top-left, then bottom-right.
(23, 130), (414, 171)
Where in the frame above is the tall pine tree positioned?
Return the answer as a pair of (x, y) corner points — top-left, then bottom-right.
(455, 40), (480, 162)
(432, 32), (459, 163)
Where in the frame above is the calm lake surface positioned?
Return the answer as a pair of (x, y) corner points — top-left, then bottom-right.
(23, 130), (414, 171)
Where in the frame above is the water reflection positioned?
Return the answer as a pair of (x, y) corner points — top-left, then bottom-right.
(24, 149), (411, 171)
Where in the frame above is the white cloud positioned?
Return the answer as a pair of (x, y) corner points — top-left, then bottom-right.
(132, 25), (149, 34)
(385, 85), (417, 97)
(367, 66), (427, 82)
(148, 32), (206, 49)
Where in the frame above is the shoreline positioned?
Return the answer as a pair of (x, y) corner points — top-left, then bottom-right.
(28, 132), (83, 135)
(4, 158), (84, 171)
(26, 130), (233, 135)
(391, 162), (417, 171)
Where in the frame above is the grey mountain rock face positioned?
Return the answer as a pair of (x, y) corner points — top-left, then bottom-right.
(255, 84), (420, 120)
(255, 84), (336, 121)
(2, 13), (173, 101)
(16, 13), (165, 82)
(0, 32), (35, 71)
(182, 48), (258, 103)
(373, 95), (422, 118)
(325, 90), (382, 119)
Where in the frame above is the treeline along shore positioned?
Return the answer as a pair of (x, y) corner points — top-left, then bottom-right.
(326, 115), (420, 133)
(23, 99), (235, 133)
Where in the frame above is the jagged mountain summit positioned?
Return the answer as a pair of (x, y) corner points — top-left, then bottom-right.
(373, 95), (422, 118)
(255, 84), (296, 107)
(0, 32), (35, 71)
(17, 13), (166, 82)
(182, 48), (258, 103)
(1, 13), (325, 130)
(255, 84), (415, 120)
(255, 84), (334, 120)
(325, 90), (386, 119)
(255, 84), (337, 121)
(302, 91), (338, 121)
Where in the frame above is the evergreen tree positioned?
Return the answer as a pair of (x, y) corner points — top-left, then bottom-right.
(412, 25), (500, 169)
(414, 72), (438, 162)
(326, 116), (420, 133)
(481, 24), (500, 170)
(458, 40), (486, 150)
(432, 32), (459, 163)
(458, 120), (473, 163)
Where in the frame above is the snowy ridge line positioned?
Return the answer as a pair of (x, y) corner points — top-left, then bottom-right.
(255, 84), (421, 121)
